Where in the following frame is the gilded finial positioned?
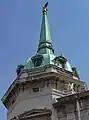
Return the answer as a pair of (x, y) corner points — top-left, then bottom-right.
(42, 2), (48, 12)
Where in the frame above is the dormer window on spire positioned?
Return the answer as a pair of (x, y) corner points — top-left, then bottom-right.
(31, 55), (43, 67)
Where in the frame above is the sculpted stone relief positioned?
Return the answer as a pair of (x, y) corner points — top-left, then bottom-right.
(67, 82), (75, 93)
(50, 76), (87, 94)
(8, 76), (87, 110)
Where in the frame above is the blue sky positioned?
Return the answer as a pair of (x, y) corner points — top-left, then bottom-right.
(0, 0), (89, 119)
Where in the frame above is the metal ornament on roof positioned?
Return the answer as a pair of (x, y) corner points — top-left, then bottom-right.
(43, 2), (48, 12)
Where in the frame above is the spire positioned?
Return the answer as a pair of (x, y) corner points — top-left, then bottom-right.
(37, 2), (54, 54)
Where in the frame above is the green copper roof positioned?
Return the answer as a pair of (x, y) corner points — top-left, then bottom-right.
(22, 3), (79, 78)
(52, 55), (73, 72)
(24, 53), (56, 69)
(37, 9), (54, 54)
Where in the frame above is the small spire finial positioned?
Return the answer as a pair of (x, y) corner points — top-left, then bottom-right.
(42, 2), (48, 12)
(37, 1), (54, 54)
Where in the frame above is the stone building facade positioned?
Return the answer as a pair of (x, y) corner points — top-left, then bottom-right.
(1, 2), (89, 120)
(54, 91), (89, 120)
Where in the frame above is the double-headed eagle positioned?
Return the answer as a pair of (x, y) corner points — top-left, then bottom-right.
(43, 2), (48, 12)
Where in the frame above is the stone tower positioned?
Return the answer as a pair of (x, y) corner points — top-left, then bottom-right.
(2, 2), (88, 120)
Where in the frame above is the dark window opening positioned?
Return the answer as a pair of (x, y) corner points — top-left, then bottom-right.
(34, 59), (42, 67)
(31, 55), (43, 67)
(22, 85), (24, 92)
(12, 99), (15, 105)
(47, 82), (49, 87)
(55, 82), (57, 89)
(61, 63), (65, 69)
(32, 87), (39, 92)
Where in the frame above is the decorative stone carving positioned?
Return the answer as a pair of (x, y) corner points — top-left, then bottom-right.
(67, 82), (75, 94)
(83, 84), (88, 91)
(20, 73), (28, 79)
(11, 116), (19, 120)
(68, 83), (74, 90)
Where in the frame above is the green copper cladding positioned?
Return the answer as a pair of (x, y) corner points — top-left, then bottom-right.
(23, 3), (79, 79)
(24, 3), (55, 70)
(37, 9), (54, 54)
